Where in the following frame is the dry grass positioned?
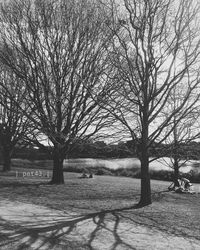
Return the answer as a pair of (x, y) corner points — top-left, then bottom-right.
(0, 167), (200, 250)
(0, 169), (200, 239)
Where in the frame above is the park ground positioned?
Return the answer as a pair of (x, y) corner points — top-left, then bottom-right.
(0, 168), (200, 250)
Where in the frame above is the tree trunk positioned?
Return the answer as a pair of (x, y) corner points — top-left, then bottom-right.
(2, 149), (12, 172)
(138, 102), (151, 206)
(173, 158), (179, 186)
(139, 151), (152, 206)
(50, 152), (64, 184)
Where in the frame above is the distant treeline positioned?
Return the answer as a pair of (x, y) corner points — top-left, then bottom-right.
(7, 140), (200, 160)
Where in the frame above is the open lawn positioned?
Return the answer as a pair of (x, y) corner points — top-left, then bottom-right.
(0, 169), (200, 249)
(10, 158), (200, 183)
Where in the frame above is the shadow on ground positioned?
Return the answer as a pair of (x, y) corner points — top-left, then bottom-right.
(0, 202), (143, 250)
(0, 195), (199, 250)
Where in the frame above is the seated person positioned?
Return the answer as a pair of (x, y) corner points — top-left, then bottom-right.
(80, 171), (88, 178)
(181, 177), (192, 191)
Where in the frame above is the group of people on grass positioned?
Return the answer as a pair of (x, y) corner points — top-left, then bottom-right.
(80, 171), (93, 179)
(168, 177), (193, 192)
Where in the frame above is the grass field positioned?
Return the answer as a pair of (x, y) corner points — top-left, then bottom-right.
(11, 157), (200, 183)
(0, 167), (200, 249)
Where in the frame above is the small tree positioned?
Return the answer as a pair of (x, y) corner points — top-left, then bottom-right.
(0, 0), (114, 183)
(102, 0), (200, 205)
(159, 84), (200, 185)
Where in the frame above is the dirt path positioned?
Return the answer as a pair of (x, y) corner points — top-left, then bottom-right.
(0, 199), (200, 250)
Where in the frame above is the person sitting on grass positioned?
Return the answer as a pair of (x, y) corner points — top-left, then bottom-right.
(88, 173), (93, 178)
(180, 177), (192, 191)
(80, 170), (88, 178)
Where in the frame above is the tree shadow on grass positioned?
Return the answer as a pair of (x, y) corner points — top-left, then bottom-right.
(1, 194), (198, 250)
(1, 189), (196, 250)
(0, 202), (146, 250)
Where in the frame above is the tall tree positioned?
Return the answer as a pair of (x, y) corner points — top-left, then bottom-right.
(102, 0), (200, 205)
(0, 0), (114, 183)
(0, 68), (32, 171)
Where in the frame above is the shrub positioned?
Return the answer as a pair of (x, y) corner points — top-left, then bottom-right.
(95, 168), (112, 176)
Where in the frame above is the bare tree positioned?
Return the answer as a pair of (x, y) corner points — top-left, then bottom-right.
(158, 84), (200, 186)
(0, 68), (32, 171)
(101, 0), (200, 205)
(0, 0), (114, 183)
